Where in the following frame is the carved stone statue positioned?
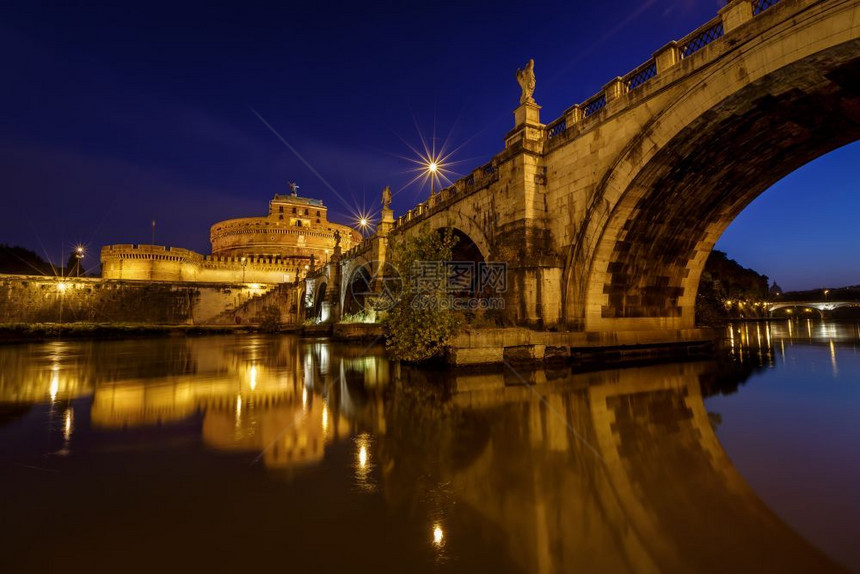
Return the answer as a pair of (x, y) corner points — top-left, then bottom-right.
(289, 181), (299, 196)
(516, 59), (536, 105)
(333, 229), (341, 248)
(382, 185), (392, 209)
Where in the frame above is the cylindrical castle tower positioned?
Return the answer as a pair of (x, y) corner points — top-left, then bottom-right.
(209, 193), (359, 262)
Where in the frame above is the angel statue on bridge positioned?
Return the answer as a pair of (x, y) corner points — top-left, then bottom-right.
(382, 185), (392, 209)
(516, 59), (536, 105)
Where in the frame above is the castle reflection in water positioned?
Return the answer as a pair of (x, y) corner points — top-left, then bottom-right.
(0, 323), (855, 572)
(0, 337), (389, 472)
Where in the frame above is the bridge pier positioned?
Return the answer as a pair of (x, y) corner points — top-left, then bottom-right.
(447, 327), (716, 367)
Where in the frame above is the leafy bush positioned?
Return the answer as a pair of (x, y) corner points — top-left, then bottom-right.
(384, 225), (460, 362)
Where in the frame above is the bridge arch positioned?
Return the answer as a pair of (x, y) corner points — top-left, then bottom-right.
(341, 255), (372, 317)
(417, 209), (492, 261)
(565, 1), (860, 330)
(312, 280), (328, 322)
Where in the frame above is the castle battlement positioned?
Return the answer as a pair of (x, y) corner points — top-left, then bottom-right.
(101, 191), (356, 284)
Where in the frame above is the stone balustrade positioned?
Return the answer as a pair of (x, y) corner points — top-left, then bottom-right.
(545, 0), (780, 146)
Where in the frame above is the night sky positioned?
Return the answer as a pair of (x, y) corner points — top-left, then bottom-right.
(1, 0), (857, 290)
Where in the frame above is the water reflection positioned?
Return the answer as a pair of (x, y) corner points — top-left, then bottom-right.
(0, 329), (856, 572)
(725, 319), (860, 378)
(0, 337), (389, 471)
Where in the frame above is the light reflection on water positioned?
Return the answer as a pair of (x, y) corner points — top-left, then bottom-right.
(0, 327), (857, 572)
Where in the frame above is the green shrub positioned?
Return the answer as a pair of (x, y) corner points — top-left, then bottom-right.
(384, 225), (460, 363)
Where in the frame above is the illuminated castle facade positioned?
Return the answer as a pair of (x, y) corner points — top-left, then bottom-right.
(101, 191), (361, 284)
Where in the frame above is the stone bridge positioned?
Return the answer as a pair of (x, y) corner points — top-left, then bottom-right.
(304, 0), (860, 358)
(768, 300), (860, 316)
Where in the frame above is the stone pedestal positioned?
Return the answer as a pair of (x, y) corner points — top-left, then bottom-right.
(514, 101), (541, 128)
(506, 102), (544, 149)
(378, 207), (395, 237)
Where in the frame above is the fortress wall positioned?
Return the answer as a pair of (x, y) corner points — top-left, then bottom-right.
(190, 283), (275, 323)
(202, 285), (296, 325)
(0, 274), (279, 325)
(210, 217), (359, 259)
(102, 244), (301, 285)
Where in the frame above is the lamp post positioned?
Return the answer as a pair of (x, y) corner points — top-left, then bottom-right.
(428, 160), (438, 196)
(74, 246), (84, 277)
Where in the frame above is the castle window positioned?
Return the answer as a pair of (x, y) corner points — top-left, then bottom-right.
(279, 206), (283, 213)
(279, 215), (283, 220)
(316, 218), (320, 224)
(292, 207), (297, 214)
(316, 210), (320, 216)
(305, 209), (309, 215)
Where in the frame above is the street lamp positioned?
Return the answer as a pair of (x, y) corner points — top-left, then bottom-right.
(74, 245), (84, 277)
(427, 161), (438, 196)
(357, 215), (371, 238)
(824, 289), (831, 301)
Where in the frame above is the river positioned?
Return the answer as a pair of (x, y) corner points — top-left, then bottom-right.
(0, 320), (857, 573)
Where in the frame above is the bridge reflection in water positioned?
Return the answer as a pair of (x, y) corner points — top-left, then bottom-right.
(0, 333), (852, 572)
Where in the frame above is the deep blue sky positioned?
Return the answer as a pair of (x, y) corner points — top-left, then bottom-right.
(1, 0), (857, 290)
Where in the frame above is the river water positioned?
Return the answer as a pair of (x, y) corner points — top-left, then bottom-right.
(0, 321), (857, 573)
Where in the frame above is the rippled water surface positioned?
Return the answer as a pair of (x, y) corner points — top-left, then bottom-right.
(0, 322), (857, 573)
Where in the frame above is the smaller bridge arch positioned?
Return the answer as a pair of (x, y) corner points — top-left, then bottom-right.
(404, 208), (492, 262)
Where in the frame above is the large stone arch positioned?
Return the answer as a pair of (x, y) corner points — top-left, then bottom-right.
(564, 0), (860, 331)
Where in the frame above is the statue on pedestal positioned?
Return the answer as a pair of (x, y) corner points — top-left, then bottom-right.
(333, 229), (341, 248)
(382, 185), (392, 209)
(516, 59), (536, 105)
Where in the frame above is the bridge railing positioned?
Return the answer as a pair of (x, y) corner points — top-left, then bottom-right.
(389, 158), (499, 231)
(678, 17), (725, 59)
(545, 0), (784, 144)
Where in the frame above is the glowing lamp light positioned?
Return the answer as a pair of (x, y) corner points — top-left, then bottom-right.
(360, 218), (369, 228)
(433, 524), (444, 546)
(428, 161), (438, 174)
(57, 282), (68, 293)
(358, 445), (368, 469)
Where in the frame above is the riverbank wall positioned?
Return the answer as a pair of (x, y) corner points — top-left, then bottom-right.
(0, 274), (289, 325)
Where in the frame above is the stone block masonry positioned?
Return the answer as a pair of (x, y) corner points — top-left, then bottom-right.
(0, 274), (289, 325)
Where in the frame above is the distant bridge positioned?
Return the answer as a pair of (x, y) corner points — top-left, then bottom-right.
(302, 0), (860, 361)
(767, 300), (860, 315)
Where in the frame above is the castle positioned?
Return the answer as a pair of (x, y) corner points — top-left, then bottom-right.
(101, 189), (361, 284)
